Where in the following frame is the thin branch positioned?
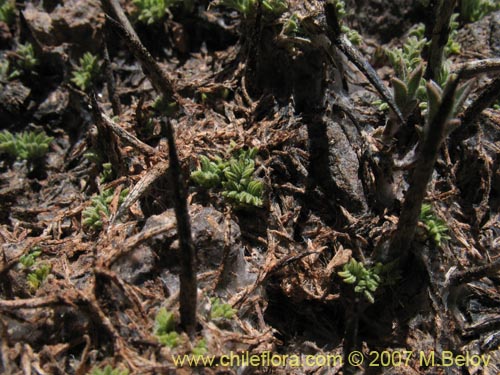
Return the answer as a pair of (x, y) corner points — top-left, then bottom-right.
(323, 1), (406, 125)
(425, 0), (457, 81)
(101, 0), (177, 102)
(452, 77), (500, 142)
(388, 75), (461, 261)
(454, 58), (500, 78)
(163, 118), (197, 337)
(101, 113), (156, 156)
(445, 258), (500, 287)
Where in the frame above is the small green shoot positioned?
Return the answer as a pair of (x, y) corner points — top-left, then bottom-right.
(82, 188), (129, 231)
(191, 147), (264, 208)
(190, 155), (225, 188)
(419, 203), (450, 246)
(14, 43), (38, 72)
(153, 307), (179, 348)
(71, 52), (101, 92)
(133, 0), (169, 24)
(0, 60), (20, 82)
(217, 0), (287, 17)
(88, 365), (129, 375)
(338, 259), (381, 304)
(19, 247), (42, 269)
(26, 264), (51, 291)
(0, 0), (15, 26)
(100, 163), (114, 183)
(210, 298), (236, 320)
(460, 0), (500, 22)
(192, 338), (208, 356)
(0, 130), (53, 162)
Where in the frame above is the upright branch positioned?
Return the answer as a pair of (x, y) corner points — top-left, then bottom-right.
(425, 0), (457, 81)
(163, 118), (197, 337)
(323, 1), (406, 125)
(388, 74), (463, 261)
(101, 0), (177, 102)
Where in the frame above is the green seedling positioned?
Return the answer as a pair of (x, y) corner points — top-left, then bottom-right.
(283, 13), (300, 35)
(100, 163), (114, 183)
(191, 155), (225, 188)
(0, 60), (20, 82)
(0, 130), (53, 161)
(191, 147), (264, 208)
(154, 307), (180, 348)
(338, 258), (381, 303)
(210, 298), (236, 320)
(0, 0), (15, 26)
(71, 52), (101, 92)
(192, 338), (208, 356)
(89, 365), (129, 375)
(460, 0), (500, 22)
(221, 153), (263, 207)
(330, 0), (362, 45)
(419, 204), (450, 246)
(133, 0), (169, 24)
(14, 43), (38, 72)
(26, 264), (51, 291)
(152, 95), (178, 115)
(445, 13), (461, 56)
(82, 188), (129, 231)
(19, 247), (42, 269)
(217, 0), (287, 17)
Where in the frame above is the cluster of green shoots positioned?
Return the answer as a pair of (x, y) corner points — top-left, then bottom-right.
(330, 0), (362, 45)
(132, 0), (195, 24)
(338, 258), (382, 304)
(0, 0), (15, 25)
(88, 366), (129, 375)
(217, 0), (287, 17)
(191, 146), (264, 208)
(133, 0), (168, 24)
(210, 297), (236, 320)
(376, 16), (461, 119)
(82, 188), (129, 231)
(0, 130), (53, 161)
(154, 307), (180, 348)
(460, 0), (500, 22)
(1, 43), (39, 81)
(419, 203), (450, 247)
(18, 247), (51, 292)
(71, 52), (101, 92)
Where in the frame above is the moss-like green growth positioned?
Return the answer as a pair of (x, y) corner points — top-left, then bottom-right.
(14, 43), (38, 72)
(191, 147), (264, 208)
(0, 0), (16, 26)
(192, 338), (208, 356)
(19, 247), (42, 269)
(338, 259), (381, 303)
(0, 130), (53, 162)
(26, 264), (51, 291)
(154, 307), (180, 348)
(133, 0), (168, 24)
(419, 203), (450, 247)
(217, 0), (287, 17)
(210, 298), (236, 320)
(460, 0), (500, 22)
(0, 60), (20, 82)
(82, 188), (129, 231)
(71, 52), (101, 92)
